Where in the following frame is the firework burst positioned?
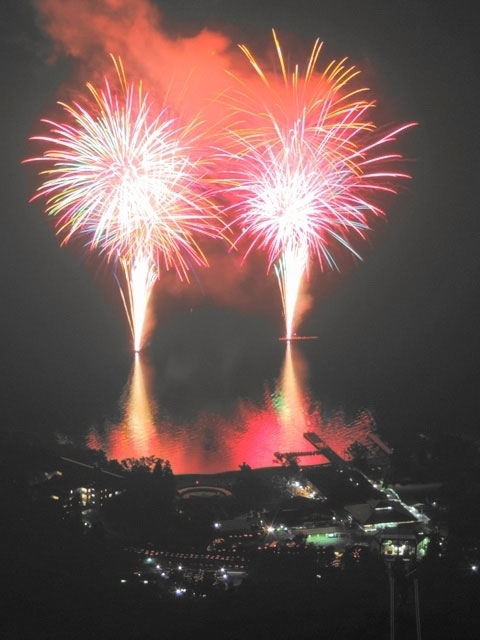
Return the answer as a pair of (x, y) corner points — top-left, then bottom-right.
(223, 31), (414, 339)
(26, 57), (220, 351)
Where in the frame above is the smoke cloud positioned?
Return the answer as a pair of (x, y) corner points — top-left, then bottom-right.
(35, 0), (238, 122)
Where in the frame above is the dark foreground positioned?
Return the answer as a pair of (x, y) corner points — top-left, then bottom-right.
(1, 427), (479, 639)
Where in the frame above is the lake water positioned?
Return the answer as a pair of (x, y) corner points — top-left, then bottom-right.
(86, 340), (375, 474)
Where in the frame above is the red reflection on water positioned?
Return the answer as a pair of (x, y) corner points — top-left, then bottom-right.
(88, 345), (375, 474)
(87, 353), (163, 462)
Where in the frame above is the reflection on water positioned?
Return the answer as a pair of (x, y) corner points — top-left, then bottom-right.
(88, 344), (375, 474)
(108, 353), (161, 460)
(277, 343), (308, 433)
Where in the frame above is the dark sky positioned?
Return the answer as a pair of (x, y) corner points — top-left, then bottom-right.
(0, 0), (478, 444)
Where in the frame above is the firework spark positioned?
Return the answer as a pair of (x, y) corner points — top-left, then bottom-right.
(223, 31), (415, 339)
(26, 58), (220, 351)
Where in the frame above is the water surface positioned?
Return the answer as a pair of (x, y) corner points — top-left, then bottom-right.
(87, 339), (375, 474)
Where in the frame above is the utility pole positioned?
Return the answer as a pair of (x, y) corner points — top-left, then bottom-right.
(388, 565), (395, 640)
(413, 577), (422, 640)
(406, 561), (422, 640)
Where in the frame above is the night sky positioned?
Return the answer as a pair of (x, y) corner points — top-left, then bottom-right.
(0, 0), (478, 446)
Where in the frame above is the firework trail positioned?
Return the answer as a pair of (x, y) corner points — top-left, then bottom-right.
(26, 58), (220, 351)
(223, 31), (414, 339)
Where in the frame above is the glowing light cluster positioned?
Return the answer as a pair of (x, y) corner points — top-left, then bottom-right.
(223, 31), (414, 338)
(27, 58), (220, 351)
